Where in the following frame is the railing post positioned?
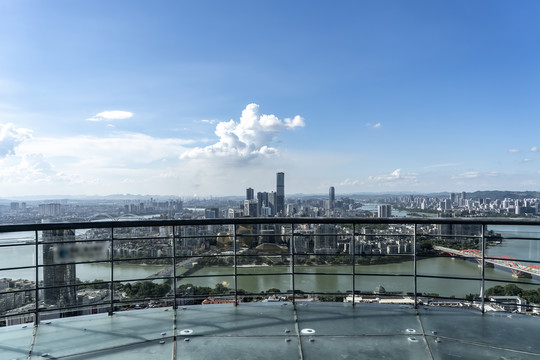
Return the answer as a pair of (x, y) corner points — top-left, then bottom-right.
(34, 230), (39, 326)
(172, 226), (177, 309)
(352, 224), (356, 307)
(291, 223), (295, 305)
(413, 224), (417, 309)
(109, 227), (114, 316)
(233, 224), (238, 306)
(481, 224), (486, 314)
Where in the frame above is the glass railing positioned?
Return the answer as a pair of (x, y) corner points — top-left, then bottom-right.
(1, 217), (540, 326)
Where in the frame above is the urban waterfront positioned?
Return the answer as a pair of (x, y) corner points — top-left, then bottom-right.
(2, 225), (539, 299)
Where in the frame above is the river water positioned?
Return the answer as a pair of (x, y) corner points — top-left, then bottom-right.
(1, 224), (539, 298)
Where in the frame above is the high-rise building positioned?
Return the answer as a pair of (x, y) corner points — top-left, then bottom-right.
(314, 224), (337, 254)
(268, 191), (277, 215)
(257, 192), (269, 215)
(244, 199), (258, 217)
(39, 203), (62, 217)
(276, 172), (285, 215)
(42, 229), (77, 306)
(246, 188), (254, 200)
(329, 186), (335, 211)
(378, 204), (392, 218)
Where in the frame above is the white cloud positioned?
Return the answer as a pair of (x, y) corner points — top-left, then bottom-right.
(0, 153), (55, 184)
(19, 132), (193, 168)
(508, 148), (520, 153)
(452, 171), (480, 179)
(0, 123), (32, 157)
(338, 178), (359, 186)
(531, 146), (539, 152)
(181, 103), (305, 160)
(368, 169), (417, 183)
(365, 122), (382, 129)
(201, 119), (217, 124)
(86, 110), (134, 122)
(522, 158), (533, 163)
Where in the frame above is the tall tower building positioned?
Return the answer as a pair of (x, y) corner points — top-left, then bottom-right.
(246, 188), (254, 200)
(276, 172), (285, 215)
(377, 204), (392, 218)
(329, 186), (335, 211)
(42, 229), (77, 306)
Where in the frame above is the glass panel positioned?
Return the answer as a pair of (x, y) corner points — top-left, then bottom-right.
(295, 273), (352, 294)
(484, 280), (540, 313)
(116, 280), (172, 302)
(113, 260), (171, 282)
(417, 277), (480, 299)
(176, 275), (235, 303)
(484, 259), (540, 286)
(485, 225), (540, 263)
(0, 231), (36, 245)
(355, 257), (413, 275)
(38, 263), (78, 308)
(176, 224), (219, 256)
(176, 255), (234, 277)
(417, 255), (480, 278)
(354, 274), (413, 296)
(238, 274), (291, 295)
(177, 273), (235, 291)
(0, 243), (36, 270)
(0, 272), (35, 315)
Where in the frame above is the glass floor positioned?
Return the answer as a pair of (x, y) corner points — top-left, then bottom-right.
(1, 302), (539, 359)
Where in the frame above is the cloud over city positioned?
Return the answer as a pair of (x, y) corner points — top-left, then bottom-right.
(181, 103), (305, 161)
(86, 111), (134, 122)
(368, 169), (417, 184)
(0, 123), (32, 157)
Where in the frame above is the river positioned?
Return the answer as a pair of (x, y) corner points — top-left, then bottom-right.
(1, 225), (539, 298)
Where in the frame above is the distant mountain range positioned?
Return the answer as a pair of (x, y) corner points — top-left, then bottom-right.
(1, 190), (539, 204)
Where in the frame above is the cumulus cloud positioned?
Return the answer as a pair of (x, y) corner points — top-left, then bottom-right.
(508, 148), (520, 153)
(368, 169), (417, 183)
(181, 103), (305, 160)
(0, 123), (32, 157)
(86, 110), (134, 122)
(0, 153), (54, 184)
(531, 146), (539, 152)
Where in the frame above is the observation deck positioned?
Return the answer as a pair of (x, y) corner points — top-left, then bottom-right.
(1, 217), (540, 359)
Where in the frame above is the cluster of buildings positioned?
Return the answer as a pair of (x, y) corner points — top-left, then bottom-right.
(387, 192), (540, 216)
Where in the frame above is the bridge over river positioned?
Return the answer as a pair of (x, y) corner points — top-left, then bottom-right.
(434, 246), (540, 278)
(146, 257), (201, 279)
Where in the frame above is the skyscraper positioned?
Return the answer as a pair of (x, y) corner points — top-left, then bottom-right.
(378, 204), (392, 218)
(276, 172), (285, 215)
(329, 186), (335, 211)
(246, 188), (254, 200)
(42, 229), (77, 306)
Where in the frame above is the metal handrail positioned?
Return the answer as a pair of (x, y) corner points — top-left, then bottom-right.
(1, 217), (539, 325)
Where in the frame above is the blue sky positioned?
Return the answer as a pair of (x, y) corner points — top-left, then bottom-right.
(0, 0), (539, 197)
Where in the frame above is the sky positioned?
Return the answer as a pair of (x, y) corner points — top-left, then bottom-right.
(0, 0), (539, 198)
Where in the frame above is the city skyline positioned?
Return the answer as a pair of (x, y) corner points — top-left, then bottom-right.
(1, 1), (539, 197)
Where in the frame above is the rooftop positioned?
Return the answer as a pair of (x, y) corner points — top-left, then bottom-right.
(2, 302), (540, 359)
(1, 217), (540, 359)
